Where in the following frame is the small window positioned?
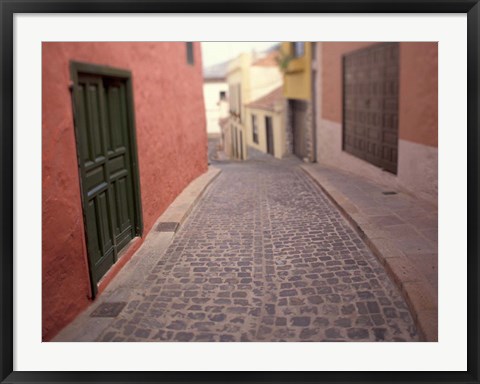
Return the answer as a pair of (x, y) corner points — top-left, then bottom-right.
(186, 42), (194, 65)
(252, 115), (259, 144)
(292, 42), (305, 58)
(219, 91), (227, 101)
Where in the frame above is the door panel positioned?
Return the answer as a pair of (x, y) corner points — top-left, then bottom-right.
(72, 63), (141, 294)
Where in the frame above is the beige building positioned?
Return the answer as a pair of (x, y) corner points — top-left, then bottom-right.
(224, 47), (283, 160)
(245, 87), (287, 159)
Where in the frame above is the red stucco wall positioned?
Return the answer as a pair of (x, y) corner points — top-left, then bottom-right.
(42, 43), (208, 341)
(320, 42), (438, 148)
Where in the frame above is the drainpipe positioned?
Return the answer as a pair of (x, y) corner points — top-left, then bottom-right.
(311, 42), (318, 163)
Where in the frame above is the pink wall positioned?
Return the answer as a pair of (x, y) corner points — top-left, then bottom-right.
(398, 43), (438, 147)
(42, 42), (208, 340)
(321, 42), (374, 124)
(320, 42), (438, 148)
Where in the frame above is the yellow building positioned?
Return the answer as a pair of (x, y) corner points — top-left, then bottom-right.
(245, 87), (286, 159)
(280, 42), (316, 162)
(224, 48), (283, 160)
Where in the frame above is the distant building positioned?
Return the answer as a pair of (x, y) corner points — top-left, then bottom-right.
(42, 42), (208, 341)
(245, 87), (287, 159)
(203, 60), (229, 138)
(280, 42), (316, 163)
(225, 46), (283, 160)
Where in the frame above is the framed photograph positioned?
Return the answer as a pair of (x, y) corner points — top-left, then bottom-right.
(1, 0), (479, 383)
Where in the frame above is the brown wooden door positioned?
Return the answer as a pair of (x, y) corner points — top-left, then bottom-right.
(343, 43), (399, 174)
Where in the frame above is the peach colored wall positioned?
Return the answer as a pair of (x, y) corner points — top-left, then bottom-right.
(42, 42), (207, 341)
(321, 42), (375, 123)
(398, 43), (438, 147)
(321, 42), (438, 148)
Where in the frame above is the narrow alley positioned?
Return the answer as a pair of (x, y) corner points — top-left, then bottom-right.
(58, 154), (418, 342)
(43, 42), (437, 343)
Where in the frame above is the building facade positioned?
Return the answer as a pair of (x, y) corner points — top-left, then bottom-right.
(203, 60), (229, 138)
(224, 48), (283, 160)
(314, 42), (438, 204)
(42, 42), (208, 340)
(281, 42), (316, 162)
(245, 87), (287, 159)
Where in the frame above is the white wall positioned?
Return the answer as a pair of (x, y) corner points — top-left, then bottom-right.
(203, 81), (228, 135)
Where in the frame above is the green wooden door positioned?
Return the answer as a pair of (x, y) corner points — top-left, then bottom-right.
(71, 62), (142, 295)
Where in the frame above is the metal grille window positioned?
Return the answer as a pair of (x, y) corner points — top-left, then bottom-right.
(343, 43), (399, 174)
(292, 42), (305, 57)
(186, 42), (194, 65)
(252, 115), (259, 144)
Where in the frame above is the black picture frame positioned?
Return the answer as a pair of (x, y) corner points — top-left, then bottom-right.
(1, 1), (478, 383)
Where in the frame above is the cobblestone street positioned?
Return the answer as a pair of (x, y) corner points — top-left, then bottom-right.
(90, 155), (418, 342)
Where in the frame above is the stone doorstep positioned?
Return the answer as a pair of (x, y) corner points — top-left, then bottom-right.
(300, 164), (438, 342)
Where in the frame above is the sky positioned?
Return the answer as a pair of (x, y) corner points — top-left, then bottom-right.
(201, 42), (279, 68)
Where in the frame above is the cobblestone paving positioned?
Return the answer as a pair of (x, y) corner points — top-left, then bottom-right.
(97, 157), (419, 342)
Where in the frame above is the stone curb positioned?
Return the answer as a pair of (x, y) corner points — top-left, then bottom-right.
(300, 164), (437, 342)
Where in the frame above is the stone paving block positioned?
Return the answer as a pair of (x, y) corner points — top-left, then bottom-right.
(416, 309), (438, 342)
(402, 281), (437, 316)
(387, 256), (423, 287)
(368, 215), (405, 227)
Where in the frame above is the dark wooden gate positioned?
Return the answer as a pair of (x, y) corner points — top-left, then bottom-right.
(291, 100), (307, 160)
(343, 43), (399, 174)
(265, 116), (274, 156)
(70, 62), (142, 295)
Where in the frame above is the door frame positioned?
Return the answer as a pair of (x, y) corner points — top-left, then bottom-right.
(69, 61), (143, 297)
